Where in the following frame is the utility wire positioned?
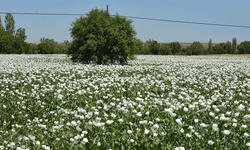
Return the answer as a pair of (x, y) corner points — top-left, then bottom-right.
(0, 11), (250, 28)
(117, 15), (250, 29)
(0, 12), (86, 16)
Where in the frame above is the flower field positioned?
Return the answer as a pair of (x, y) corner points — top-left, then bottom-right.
(0, 54), (250, 150)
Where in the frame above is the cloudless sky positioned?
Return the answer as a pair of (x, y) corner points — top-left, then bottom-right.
(1, 0), (250, 43)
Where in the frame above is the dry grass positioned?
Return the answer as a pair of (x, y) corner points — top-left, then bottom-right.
(201, 54), (250, 57)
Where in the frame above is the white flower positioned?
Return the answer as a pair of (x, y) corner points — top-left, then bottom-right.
(183, 107), (188, 112)
(54, 121), (59, 125)
(186, 133), (192, 138)
(222, 130), (230, 135)
(153, 124), (159, 129)
(97, 142), (101, 147)
(194, 119), (198, 123)
(153, 132), (158, 137)
(136, 112), (142, 117)
(209, 112), (215, 117)
(176, 119), (182, 125)
(106, 120), (114, 125)
(241, 124), (247, 128)
(226, 111), (231, 116)
(174, 146), (185, 150)
(246, 142), (250, 147)
(130, 139), (135, 143)
(180, 128), (184, 133)
(81, 138), (88, 145)
(208, 140), (214, 145)
(200, 123), (208, 128)
(161, 132), (166, 136)
(155, 118), (160, 122)
(36, 141), (40, 145)
(118, 119), (123, 123)
(45, 147), (50, 150)
(237, 104), (245, 111)
(145, 111), (150, 115)
(244, 133), (249, 137)
(235, 112), (240, 117)
(144, 129), (149, 135)
(232, 123), (237, 127)
(111, 113), (116, 118)
(127, 130), (133, 134)
(70, 121), (77, 126)
(212, 124), (219, 131)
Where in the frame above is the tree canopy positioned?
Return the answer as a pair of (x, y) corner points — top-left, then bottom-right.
(186, 41), (204, 55)
(67, 8), (138, 65)
(237, 41), (250, 54)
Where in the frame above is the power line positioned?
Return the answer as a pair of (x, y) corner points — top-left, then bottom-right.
(117, 15), (250, 29)
(0, 12), (86, 16)
(0, 11), (250, 28)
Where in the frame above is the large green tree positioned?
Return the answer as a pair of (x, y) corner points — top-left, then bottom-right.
(5, 13), (15, 35)
(186, 41), (204, 55)
(67, 8), (138, 65)
(158, 43), (172, 55)
(213, 43), (223, 54)
(208, 39), (212, 54)
(0, 30), (15, 54)
(213, 42), (232, 54)
(134, 39), (144, 54)
(169, 42), (181, 55)
(237, 41), (250, 54)
(232, 37), (237, 54)
(148, 40), (159, 55)
(223, 41), (232, 54)
(0, 16), (4, 31)
(37, 43), (52, 54)
(14, 27), (27, 54)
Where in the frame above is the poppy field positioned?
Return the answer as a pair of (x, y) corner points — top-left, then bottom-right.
(0, 54), (250, 150)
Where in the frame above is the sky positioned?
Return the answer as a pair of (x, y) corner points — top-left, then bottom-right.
(1, 0), (250, 43)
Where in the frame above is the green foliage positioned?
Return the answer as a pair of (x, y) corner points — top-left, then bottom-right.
(169, 42), (181, 55)
(40, 37), (57, 51)
(5, 13), (15, 35)
(237, 41), (250, 54)
(186, 41), (204, 55)
(0, 13), (30, 54)
(0, 29), (15, 54)
(148, 40), (159, 55)
(208, 39), (212, 54)
(158, 44), (172, 55)
(203, 48), (208, 55)
(143, 39), (153, 49)
(212, 44), (223, 54)
(14, 27), (27, 54)
(213, 42), (232, 54)
(28, 43), (38, 54)
(54, 43), (68, 54)
(68, 8), (138, 65)
(0, 16), (4, 31)
(224, 41), (233, 54)
(232, 37), (237, 54)
(134, 39), (144, 54)
(37, 43), (54, 54)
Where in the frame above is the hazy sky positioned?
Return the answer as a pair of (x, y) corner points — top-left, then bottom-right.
(1, 0), (250, 43)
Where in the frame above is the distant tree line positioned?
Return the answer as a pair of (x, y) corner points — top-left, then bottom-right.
(0, 13), (69, 54)
(30, 38), (70, 54)
(1, 13), (250, 56)
(134, 37), (250, 55)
